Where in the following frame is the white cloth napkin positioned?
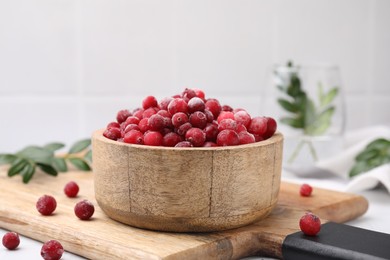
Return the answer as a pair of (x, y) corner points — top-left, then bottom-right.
(315, 125), (390, 193)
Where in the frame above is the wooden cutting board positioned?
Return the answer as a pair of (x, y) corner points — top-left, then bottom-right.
(0, 168), (368, 259)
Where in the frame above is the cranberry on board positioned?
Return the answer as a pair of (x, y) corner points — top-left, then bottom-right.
(2, 232), (20, 250)
(64, 181), (79, 198)
(41, 240), (64, 260)
(299, 212), (321, 236)
(74, 200), (95, 220)
(36, 195), (57, 216)
(300, 183), (313, 197)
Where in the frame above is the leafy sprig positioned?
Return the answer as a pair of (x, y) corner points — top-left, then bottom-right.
(275, 61), (339, 163)
(0, 139), (92, 184)
(349, 138), (390, 177)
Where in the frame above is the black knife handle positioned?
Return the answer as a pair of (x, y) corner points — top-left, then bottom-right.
(282, 222), (390, 260)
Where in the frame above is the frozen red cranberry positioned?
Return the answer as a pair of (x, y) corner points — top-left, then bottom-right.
(64, 181), (79, 198)
(204, 109), (214, 123)
(203, 141), (218, 147)
(216, 129), (240, 146)
(217, 111), (234, 123)
(176, 122), (192, 136)
(36, 195), (57, 216)
(188, 97), (205, 113)
(234, 110), (251, 128)
(159, 97), (174, 110)
(103, 127), (121, 140)
(263, 117), (277, 139)
(106, 121), (120, 129)
(193, 88), (205, 99)
(205, 98), (221, 118)
(162, 132), (182, 147)
(185, 127), (206, 147)
(138, 118), (150, 133)
(189, 111), (207, 129)
(222, 105), (233, 112)
(172, 112), (189, 128)
(142, 95), (158, 109)
(168, 98), (188, 115)
(142, 107), (158, 118)
(124, 124), (140, 134)
(116, 109), (131, 124)
(300, 183), (313, 197)
(2, 232), (20, 250)
(248, 116), (268, 136)
(218, 119), (237, 132)
(236, 124), (247, 133)
(41, 240), (64, 260)
(133, 108), (144, 119)
(144, 131), (163, 146)
(157, 109), (171, 118)
(203, 123), (219, 142)
(182, 88), (197, 99)
(148, 114), (165, 131)
(123, 116), (140, 126)
(238, 131), (256, 144)
(74, 200), (95, 220)
(175, 141), (193, 147)
(124, 130), (144, 144)
(299, 213), (321, 236)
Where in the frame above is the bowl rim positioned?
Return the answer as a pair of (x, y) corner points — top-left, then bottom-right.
(93, 129), (283, 151)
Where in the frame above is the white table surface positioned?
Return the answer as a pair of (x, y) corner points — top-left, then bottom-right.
(1, 170), (390, 260)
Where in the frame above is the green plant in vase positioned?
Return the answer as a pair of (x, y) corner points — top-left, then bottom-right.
(275, 61), (339, 163)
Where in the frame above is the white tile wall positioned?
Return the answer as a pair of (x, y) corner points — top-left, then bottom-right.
(0, 0), (389, 152)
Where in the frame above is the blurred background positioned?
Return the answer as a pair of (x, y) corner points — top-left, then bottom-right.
(1, 0), (389, 152)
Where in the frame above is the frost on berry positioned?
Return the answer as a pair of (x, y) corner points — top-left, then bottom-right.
(124, 130), (144, 144)
(103, 127), (121, 141)
(234, 110), (251, 128)
(172, 112), (189, 128)
(2, 232), (20, 250)
(238, 131), (256, 145)
(116, 109), (131, 124)
(299, 212), (321, 236)
(36, 195), (57, 216)
(41, 240), (64, 260)
(217, 111), (234, 123)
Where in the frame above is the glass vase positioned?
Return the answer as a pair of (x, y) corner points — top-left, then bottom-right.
(262, 62), (346, 176)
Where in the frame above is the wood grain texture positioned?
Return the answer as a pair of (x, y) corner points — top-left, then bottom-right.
(0, 169), (368, 260)
(92, 129), (284, 232)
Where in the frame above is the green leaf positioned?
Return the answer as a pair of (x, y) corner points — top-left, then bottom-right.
(37, 163), (58, 176)
(305, 107), (335, 136)
(43, 142), (65, 152)
(349, 161), (370, 177)
(68, 158), (91, 171)
(52, 157), (68, 172)
(84, 150), (92, 163)
(356, 149), (380, 161)
(21, 163), (36, 184)
(277, 98), (299, 113)
(16, 146), (53, 165)
(0, 154), (17, 165)
(304, 98), (317, 127)
(321, 87), (339, 107)
(287, 75), (301, 97)
(366, 138), (390, 151)
(68, 139), (91, 154)
(280, 117), (304, 128)
(8, 157), (29, 177)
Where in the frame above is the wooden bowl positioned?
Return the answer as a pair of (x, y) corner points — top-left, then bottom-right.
(92, 129), (283, 232)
